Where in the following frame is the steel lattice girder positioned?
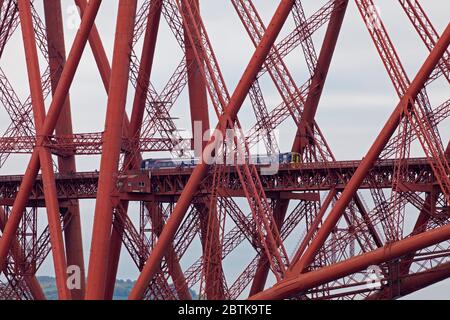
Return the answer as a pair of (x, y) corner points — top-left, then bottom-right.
(0, 158), (442, 204)
(0, 0), (448, 300)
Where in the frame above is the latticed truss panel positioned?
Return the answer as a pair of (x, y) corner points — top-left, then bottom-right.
(0, 0), (448, 300)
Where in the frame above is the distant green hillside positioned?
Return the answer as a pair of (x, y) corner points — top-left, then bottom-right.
(37, 276), (198, 300)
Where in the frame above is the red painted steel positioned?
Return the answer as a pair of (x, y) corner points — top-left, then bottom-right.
(17, 0), (70, 300)
(0, 0), (448, 300)
(86, 0), (137, 300)
(129, 0), (298, 300)
(43, 0), (85, 300)
(289, 19), (450, 279)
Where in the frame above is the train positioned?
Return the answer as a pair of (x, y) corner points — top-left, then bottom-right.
(141, 152), (301, 170)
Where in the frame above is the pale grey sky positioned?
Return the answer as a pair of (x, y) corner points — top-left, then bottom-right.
(0, 0), (449, 299)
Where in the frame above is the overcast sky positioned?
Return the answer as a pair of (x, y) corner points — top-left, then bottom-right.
(0, 0), (449, 299)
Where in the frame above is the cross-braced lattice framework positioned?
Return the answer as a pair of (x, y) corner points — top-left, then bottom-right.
(0, 0), (448, 300)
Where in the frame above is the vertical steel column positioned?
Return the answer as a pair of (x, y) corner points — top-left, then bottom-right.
(183, 0), (221, 299)
(292, 0), (348, 152)
(184, 0), (210, 150)
(129, 0), (297, 300)
(289, 23), (450, 276)
(75, 0), (190, 299)
(196, 202), (225, 300)
(17, 0), (70, 300)
(250, 0), (349, 294)
(43, 0), (85, 300)
(105, 0), (163, 299)
(85, 0), (137, 300)
(0, 0), (101, 277)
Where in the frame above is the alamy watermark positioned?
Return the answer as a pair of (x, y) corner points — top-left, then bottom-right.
(66, 265), (82, 290)
(191, 121), (282, 175)
(364, 265), (383, 290)
(66, 4), (81, 31)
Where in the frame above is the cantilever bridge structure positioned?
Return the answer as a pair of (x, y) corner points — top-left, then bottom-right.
(0, 0), (448, 300)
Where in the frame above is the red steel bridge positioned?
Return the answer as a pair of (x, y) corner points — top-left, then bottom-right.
(0, 0), (449, 300)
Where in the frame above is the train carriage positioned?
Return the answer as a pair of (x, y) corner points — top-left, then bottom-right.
(141, 152), (301, 170)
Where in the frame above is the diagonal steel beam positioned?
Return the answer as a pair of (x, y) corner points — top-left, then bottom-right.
(85, 0), (137, 300)
(17, 0), (70, 300)
(0, 0), (102, 290)
(129, 0), (298, 300)
(288, 22), (450, 277)
(43, 0), (85, 300)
